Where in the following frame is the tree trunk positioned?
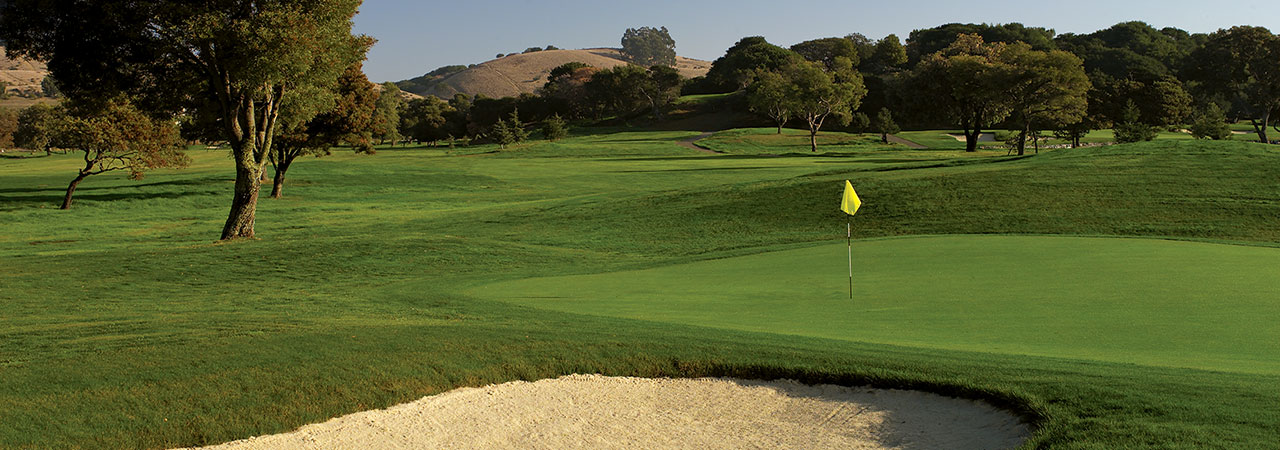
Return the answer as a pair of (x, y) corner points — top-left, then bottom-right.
(881, 132), (889, 144)
(1017, 122), (1028, 156)
(60, 172), (88, 210)
(776, 119), (784, 134)
(270, 157), (291, 199)
(809, 127), (818, 152)
(222, 162), (261, 240)
(1258, 110), (1271, 144)
(964, 127), (980, 152)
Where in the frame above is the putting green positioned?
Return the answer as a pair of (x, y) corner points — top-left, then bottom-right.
(471, 235), (1280, 374)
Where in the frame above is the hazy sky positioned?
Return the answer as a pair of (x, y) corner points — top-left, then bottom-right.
(352, 0), (1274, 83)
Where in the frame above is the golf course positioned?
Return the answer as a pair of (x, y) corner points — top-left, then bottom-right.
(2, 128), (1278, 448)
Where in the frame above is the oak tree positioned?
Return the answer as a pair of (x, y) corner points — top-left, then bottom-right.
(908, 34), (1013, 152)
(1, 0), (368, 239)
(55, 101), (189, 209)
(620, 26), (677, 67)
(1000, 43), (1090, 155)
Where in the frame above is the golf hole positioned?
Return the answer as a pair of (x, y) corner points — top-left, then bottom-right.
(183, 374), (1031, 449)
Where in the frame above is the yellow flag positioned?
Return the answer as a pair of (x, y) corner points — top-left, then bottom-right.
(840, 180), (861, 216)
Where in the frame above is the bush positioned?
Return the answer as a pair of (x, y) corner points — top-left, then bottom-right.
(1190, 104), (1232, 140)
(1114, 101), (1157, 143)
(541, 114), (568, 141)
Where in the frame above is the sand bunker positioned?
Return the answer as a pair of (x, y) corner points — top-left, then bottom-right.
(947, 133), (996, 142)
(183, 374), (1030, 449)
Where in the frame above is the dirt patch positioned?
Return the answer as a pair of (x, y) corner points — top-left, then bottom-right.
(181, 374), (1030, 449)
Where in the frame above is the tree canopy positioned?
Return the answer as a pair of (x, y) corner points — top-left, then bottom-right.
(907, 34), (1014, 152)
(1187, 26), (1280, 143)
(999, 43), (1091, 155)
(1, 0), (368, 239)
(620, 26), (677, 67)
(705, 37), (802, 92)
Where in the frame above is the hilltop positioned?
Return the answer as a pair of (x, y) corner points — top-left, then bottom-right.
(397, 48), (711, 99)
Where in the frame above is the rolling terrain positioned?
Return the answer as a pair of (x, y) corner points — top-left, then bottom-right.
(398, 48), (710, 99)
(1, 129), (1277, 448)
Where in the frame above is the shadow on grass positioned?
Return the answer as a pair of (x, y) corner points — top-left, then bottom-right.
(611, 166), (794, 173)
(0, 177), (227, 194)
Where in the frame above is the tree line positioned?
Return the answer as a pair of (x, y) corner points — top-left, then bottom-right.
(3, 7), (1278, 241)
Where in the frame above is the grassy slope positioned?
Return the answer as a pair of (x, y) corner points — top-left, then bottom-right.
(2, 135), (1279, 448)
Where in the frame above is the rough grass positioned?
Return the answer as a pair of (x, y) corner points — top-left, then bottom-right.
(2, 134), (1279, 448)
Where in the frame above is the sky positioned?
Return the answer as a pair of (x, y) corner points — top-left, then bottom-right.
(352, 0), (1274, 83)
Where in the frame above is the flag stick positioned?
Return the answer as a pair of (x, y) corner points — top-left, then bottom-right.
(847, 220), (853, 299)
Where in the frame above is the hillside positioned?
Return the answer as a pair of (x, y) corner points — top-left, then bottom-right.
(0, 46), (49, 97)
(400, 48), (711, 99)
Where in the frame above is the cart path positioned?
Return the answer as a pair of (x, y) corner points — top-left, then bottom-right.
(678, 132), (719, 154)
(886, 134), (928, 149)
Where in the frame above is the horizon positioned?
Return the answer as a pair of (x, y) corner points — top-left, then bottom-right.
(352, 0), (1276, 83)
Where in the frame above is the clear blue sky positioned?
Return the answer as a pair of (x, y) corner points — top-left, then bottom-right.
(352, 0), (1274, 83)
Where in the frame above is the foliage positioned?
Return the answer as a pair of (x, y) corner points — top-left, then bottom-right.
(1053, 119), (1094, 148)
(1187, 26), (1280, 144)
(490, 108), (527, 149)
(400, 96), (453, 144)
(40, 75), (62, 98)
(55, 100), (188, 208)
(847, 112), (870, 132)
(871, 108), (900, 143)
(0, 108), (15, 148)
(0, 0), (368, 239)
(906, 22), (1057, 64)
(745, 70), (793, 133)
(372, 82), (403, 145)
(790, 37), (859, 70)
(620, 26), (676, 66)
(866, 34), (909, 72)
(541, 63), (598, 119)
(705, 37), (802, 92)
(1114, 101), (1158, 143)
(769, 59), (867, 152)
(13, 103), (67, 153)
(270, 63), (379, 197)
(1189, 103), (1233, 140)
(541, 113), (568, 141)
(584, 64), (683, 120)
(523, 47), (543, 54)
(1000, 43), (1091, 155)
(907, 34), (1014, 152)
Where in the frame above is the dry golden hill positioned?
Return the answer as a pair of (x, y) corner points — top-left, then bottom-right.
(423, 48), (710, 99)
(1, 46), (49, 97)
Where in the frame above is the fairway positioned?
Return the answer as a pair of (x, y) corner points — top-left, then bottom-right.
(3, 134), (1280, 448)
(472, 235), (1280, 374)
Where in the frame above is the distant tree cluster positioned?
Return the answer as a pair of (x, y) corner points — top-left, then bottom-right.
(620, 26), (677, 66)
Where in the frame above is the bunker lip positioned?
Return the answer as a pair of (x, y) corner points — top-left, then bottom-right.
(178, 374), (1031, 449)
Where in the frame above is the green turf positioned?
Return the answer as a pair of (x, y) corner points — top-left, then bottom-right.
(472, 235), (1280, 374)
(696, 127), (905, 155)
(894, 129), (1197, 150)
(2, 134), (1279, 448)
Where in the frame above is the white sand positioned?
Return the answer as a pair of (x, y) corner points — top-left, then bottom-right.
(180, 374), (1030, 450)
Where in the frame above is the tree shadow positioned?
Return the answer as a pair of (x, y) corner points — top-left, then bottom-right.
(611, 165), (793, 173)
(0, 177), (227, 194)
(0, 177), (228, 210)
